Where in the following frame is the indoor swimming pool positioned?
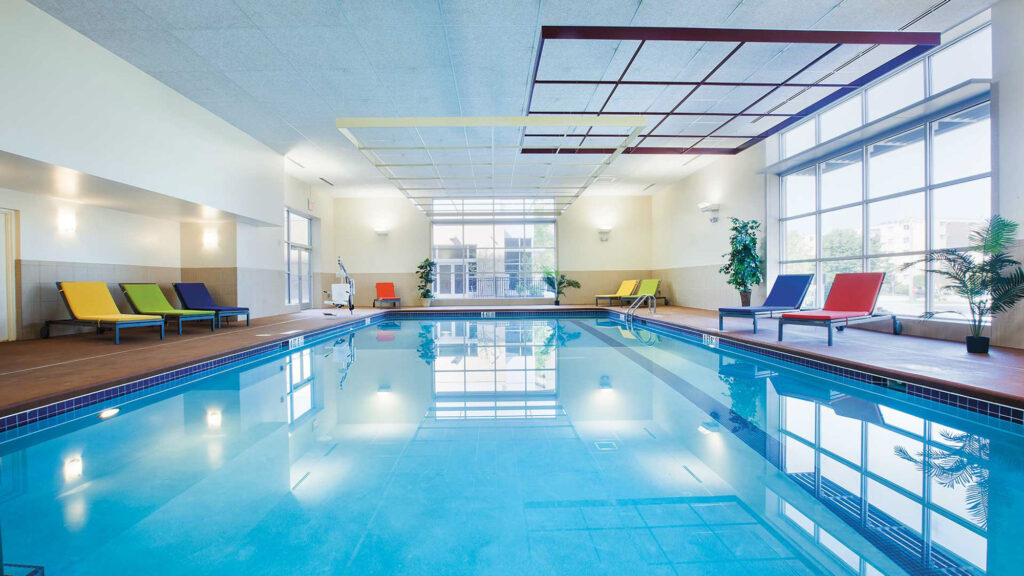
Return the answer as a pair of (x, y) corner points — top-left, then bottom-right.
(0, 316), (1019, 575)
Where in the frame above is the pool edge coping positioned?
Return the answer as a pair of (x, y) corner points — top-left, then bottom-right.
(1, 307), (1021, 435)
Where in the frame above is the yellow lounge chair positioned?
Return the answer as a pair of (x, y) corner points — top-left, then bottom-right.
(43, 281), (165, 344)
(595, 280), (639, 306)
(619, 279), (670, 309)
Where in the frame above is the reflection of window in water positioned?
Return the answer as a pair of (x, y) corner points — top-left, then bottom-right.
(778, 392), (989, 573)
(286, 349), (315, 423)
(432, 321), (558, 420)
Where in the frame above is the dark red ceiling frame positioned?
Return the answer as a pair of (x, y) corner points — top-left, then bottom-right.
(524, 25), (940, 155)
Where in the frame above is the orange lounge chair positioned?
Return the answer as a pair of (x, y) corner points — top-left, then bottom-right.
(778, 272), (901, 346)
(373, 283), (401, 308)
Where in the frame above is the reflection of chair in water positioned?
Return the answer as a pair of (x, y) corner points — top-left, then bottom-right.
(619, 326), (659, 346)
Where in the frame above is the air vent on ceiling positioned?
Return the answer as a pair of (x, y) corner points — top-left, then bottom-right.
(319, 177), (334, 187)
(595, 176), (616, 183)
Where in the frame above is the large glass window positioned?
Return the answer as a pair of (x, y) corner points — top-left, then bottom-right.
(780, 25), (991, 159)
(779, 102), (991, 317)
(285, 209), (313, 308)
(431, 222), (556, 299)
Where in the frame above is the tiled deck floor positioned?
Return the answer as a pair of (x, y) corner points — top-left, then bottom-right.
(1, 305), (1022, 418)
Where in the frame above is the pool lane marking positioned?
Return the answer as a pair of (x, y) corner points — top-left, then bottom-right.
(0, 310), (386, 378)
(682, 465), (703, 484)
(291, 471), (311, 491)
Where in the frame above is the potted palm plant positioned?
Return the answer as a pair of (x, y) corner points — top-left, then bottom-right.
(416, 258), (436, 307)
(719, 217), (765, 306)
(903, 215), (1024, 354)
(542, 268), (581, 306)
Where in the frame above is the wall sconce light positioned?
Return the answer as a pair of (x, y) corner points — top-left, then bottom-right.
(57, 209), (77, 235)
(598, 227), (612, 242)
(202, 228), (219, 249)
(697, 202), (721, 223)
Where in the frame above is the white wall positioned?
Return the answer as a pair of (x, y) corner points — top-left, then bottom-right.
(650, 145), (770, 308)
(334, 196), (429, 274)
(0, 187), (180, 267)
(991, 0), (1024, 348)
(0, 0), (283, 225)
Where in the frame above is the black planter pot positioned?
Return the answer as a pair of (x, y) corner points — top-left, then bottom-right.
(553, 299), (560, 306)
(966, 335), (990, 354)
(740, 291), (752, 307)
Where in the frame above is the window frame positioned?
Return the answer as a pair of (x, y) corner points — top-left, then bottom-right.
(430, 220), (558, 300)
(285, 208), (314, 309)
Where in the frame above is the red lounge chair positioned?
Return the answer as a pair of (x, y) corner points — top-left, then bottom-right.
(777, 272), (901, 346)
(373, 283), (401, 308)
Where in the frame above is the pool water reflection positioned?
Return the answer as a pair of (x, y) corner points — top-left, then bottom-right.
(0, 318), (1020, 575)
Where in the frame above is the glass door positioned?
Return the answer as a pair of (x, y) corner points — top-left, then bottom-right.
(285, 209), (314, 309)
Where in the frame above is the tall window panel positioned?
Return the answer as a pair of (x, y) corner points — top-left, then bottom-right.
(778, 103), (991, 316)
(431, 222), (556, 299)
(285, 209), (313, 308)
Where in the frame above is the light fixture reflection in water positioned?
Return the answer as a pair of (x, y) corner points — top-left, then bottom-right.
(598, 375), (613, 394)
(697, 420), (721, 435)
(63, 456), (83, 482)
(206, 410), (223, 430)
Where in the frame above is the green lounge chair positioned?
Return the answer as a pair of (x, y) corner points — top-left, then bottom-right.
(618, 279), (669, 309)
(120, 283), (217, 334)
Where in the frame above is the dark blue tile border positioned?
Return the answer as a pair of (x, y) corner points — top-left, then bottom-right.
(2, 308), (1020, 438)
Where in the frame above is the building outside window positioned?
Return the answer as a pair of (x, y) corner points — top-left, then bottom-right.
(285, 209), (313, 308)
(777, 25), (992, 318)
(431, 222), (556, 299)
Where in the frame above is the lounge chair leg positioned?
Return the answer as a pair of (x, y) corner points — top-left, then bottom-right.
(828, 324), (834, 346)
(114, 326), (120, 345)
(718, 315), (723, 331)
(752, 316), (758, 334)
(246, 314), (250, 326)
(178, 318), (183, 335)
(160, 323), (165, 340)
(778, 321), (784, 341)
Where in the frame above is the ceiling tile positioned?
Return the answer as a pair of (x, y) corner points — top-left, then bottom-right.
(439, 0), (539, 27)
(174, 27), (291, 71)
(131, 0), (252, 30)
(81, 28), (213, 72)
(155, 70), (251, 103)
(234, 0), (345, 27)
(262, 25), (370, 71)
(338, 0), (443, 27)
(31, 0), (160, 31)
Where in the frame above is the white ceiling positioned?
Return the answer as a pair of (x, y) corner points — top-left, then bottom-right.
(29, 0), (994, 202)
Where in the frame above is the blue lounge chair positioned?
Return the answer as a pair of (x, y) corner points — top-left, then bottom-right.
(173, 283), (250, 328)
(718, 274), (814, 334)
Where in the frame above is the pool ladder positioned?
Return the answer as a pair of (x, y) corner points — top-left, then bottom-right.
(625, 293), (656, 324)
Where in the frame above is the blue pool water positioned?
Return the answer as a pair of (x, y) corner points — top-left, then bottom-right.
(1, 317), (1021, 575)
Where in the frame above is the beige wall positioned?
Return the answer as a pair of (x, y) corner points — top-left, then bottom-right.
(651, 144), (769, 309)
(334, 196), (429, 306)
(556, 195), (654, 304)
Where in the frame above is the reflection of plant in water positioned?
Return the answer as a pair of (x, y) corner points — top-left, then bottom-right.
(718, 373), (760, 424)
(417, 323), (437, 365)
(895, 429), (989, 529)
(534, 322), (579, 374)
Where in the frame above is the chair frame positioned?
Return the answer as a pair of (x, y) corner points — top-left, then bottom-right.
(120, 284), (216, 335)
(719, 308), (797, 334)
(776, 273), (901, 346)
(172, 283), (250, 328)
(43, 282), (166, 344)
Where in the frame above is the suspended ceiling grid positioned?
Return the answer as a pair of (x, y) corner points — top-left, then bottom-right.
(525, 26), (941, 155)
(335, 115), (645, 219)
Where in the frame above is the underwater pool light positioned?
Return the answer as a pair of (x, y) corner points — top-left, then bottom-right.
(98, 408), (120, 420)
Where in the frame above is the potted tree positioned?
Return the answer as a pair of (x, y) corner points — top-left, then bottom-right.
(416, 258), (436, 307)
(719, 217), (765, 307)
(903, 215), (1024, 354)
(542, 268), (581, 306)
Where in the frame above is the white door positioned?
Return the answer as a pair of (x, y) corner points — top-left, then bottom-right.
(0, 211), (10, 341)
